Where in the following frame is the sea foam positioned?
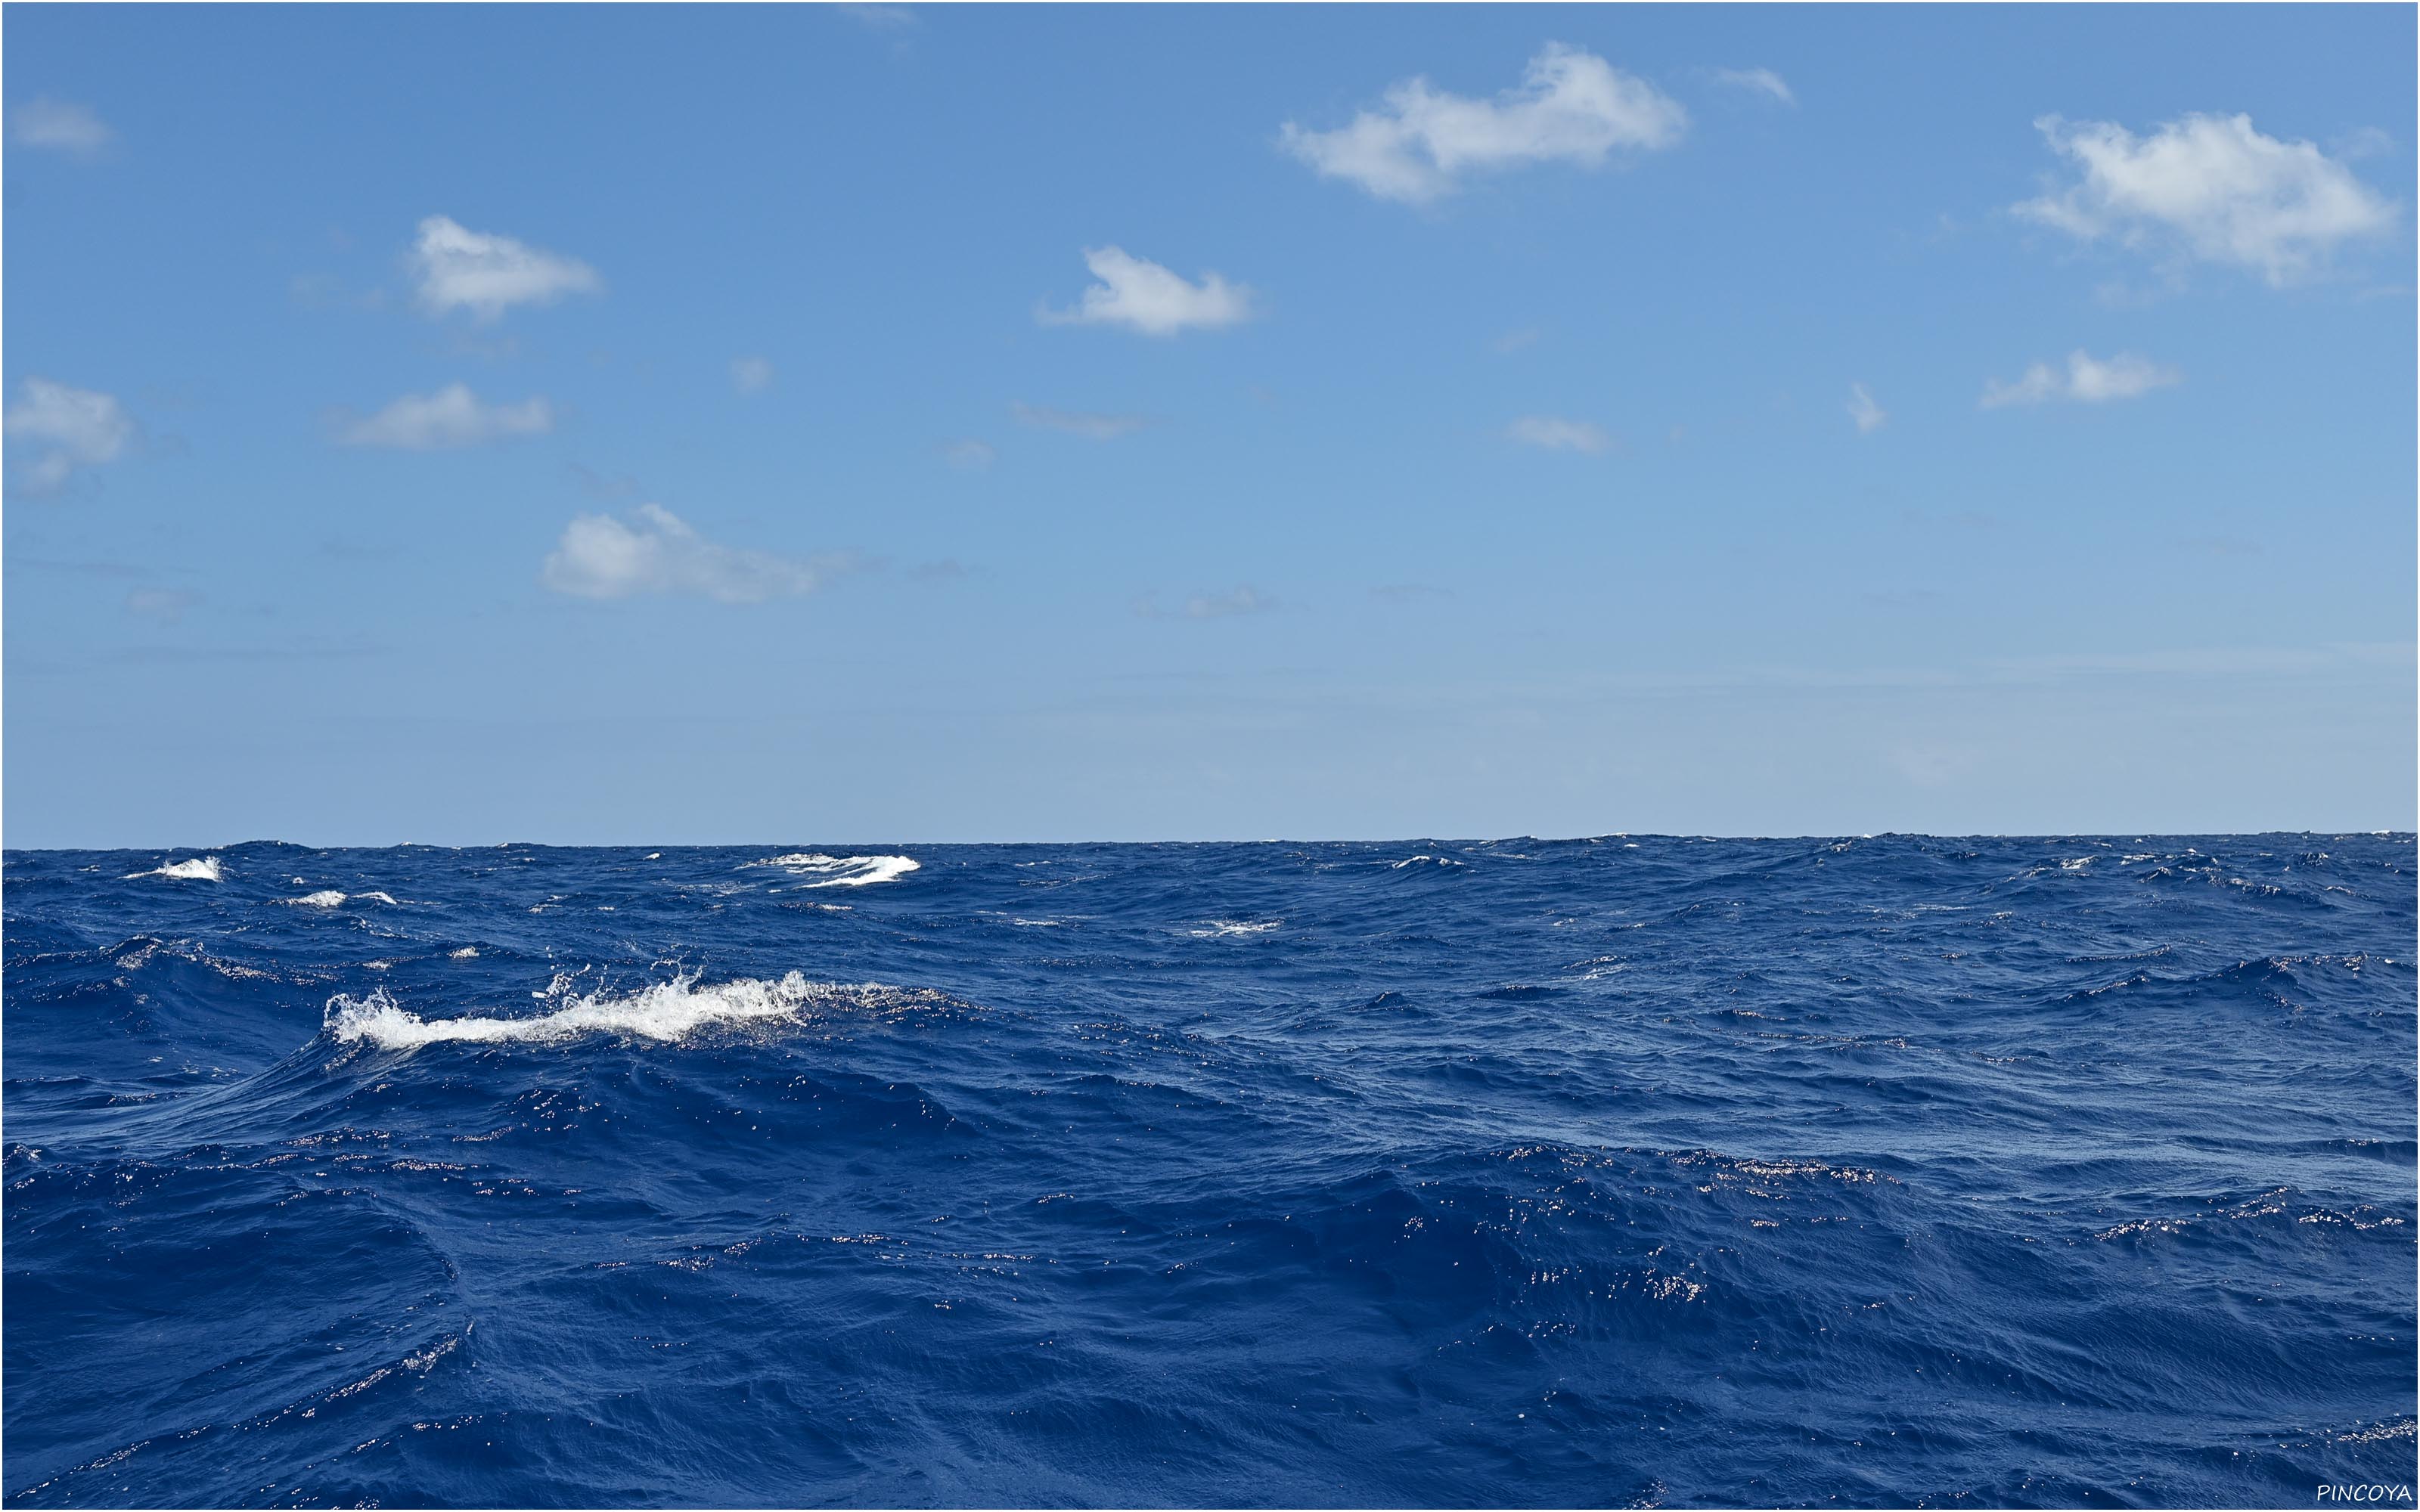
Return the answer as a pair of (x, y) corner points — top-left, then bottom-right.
(128, 857), (224, 881)
(753, 853), (920, 888)
(274, 890), (403, 908)
(324, 970), (927, 1049)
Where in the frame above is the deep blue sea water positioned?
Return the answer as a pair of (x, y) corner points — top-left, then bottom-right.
(4, 836), (2414, 1508)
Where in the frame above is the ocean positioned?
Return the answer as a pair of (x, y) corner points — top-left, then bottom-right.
(4, 836), (2413, 1507)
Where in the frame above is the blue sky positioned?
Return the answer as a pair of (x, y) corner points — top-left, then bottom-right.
(5, 4), (2412, 846)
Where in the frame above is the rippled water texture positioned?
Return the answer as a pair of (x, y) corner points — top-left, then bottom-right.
(5, 837), (2414, 1507)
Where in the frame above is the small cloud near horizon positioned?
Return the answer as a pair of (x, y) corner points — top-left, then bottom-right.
(1980, 350), (2180, 408)
(543, 503), (844, 604)
(337, 383), (554, 448)
(126, 587), (201, 624)
(1507, 415), (1610, 454)
(1012, 401), (1152, 440)
(1137, 586), (1280, 620)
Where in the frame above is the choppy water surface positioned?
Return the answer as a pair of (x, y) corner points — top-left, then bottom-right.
(5, 837), (2413, 1507)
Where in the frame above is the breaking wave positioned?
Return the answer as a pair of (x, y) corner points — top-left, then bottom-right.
(126, 856), (222, 881)
(324, 970), (934, 1049)
(273, 890), (402, 908)
(752, 852), (920, 888)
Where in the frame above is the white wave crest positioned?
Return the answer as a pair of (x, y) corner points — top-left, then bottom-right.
(1191, 919), (1281, 937)
(128, 857), (223, 881)
(274, 889), (402, 908)
(753, 853), (920, 888)
(324, 970), (935, 1050)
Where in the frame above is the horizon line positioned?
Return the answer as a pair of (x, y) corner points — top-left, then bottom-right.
(9, 829), (2414, 854)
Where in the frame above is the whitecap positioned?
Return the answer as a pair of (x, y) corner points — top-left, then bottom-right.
(1190, 920), (1280, 937)
(324, 970), (936, 1049)
(752, 853), (920, 888)
(128, 857), (223, 881)
(448, 947), (479, 959)
(276, 891), (349, 907)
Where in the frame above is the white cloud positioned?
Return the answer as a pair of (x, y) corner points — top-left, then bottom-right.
(1981, 349), (2181, 408)
(1039, 246), (1253, 336)
(1847, 383), (1887, 434)
(2015, 113), (2396, 284)
(411, 214), (602, 321)
(542, 503), (833, 603)
(338, 383), (554, 449)
(1011, 401), (1150, 439)
(731, 356), (775, 395)
(1280, 43), (1685, 204)
(5, 377), (132, 494)
(1506, 415), (1610, 454)
(1712, 67), (1795, 106)
(940, 438), (996, 469)
(10, 98), (112, 154)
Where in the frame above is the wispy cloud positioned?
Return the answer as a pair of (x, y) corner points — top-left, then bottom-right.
(125, 587), (200, 624)
(1011, 401), (1152, 440)
(2015, 113), (2396, 285)
(5, 377), (133, 494)
(1711, 67), (1795, 106)
(939, 438), (997, 469)
(731, 356), (775, 395)
(337, 383), (554, 448)
(1039, 246), (1254, 336)
(9, 98), (112, 155)
(1373, 583), (1454, 603)
(1281, 43), (1685, 204)
(1846, 383), (1887, 435)
(542, 503), (840, 603)
(1980, 350), (2180, 408)
(1137, 586), (1278, 621)
(411, 214), (603, 321)
(1506, 415), (1610, 454)
(1491, 327), (1542, 354)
